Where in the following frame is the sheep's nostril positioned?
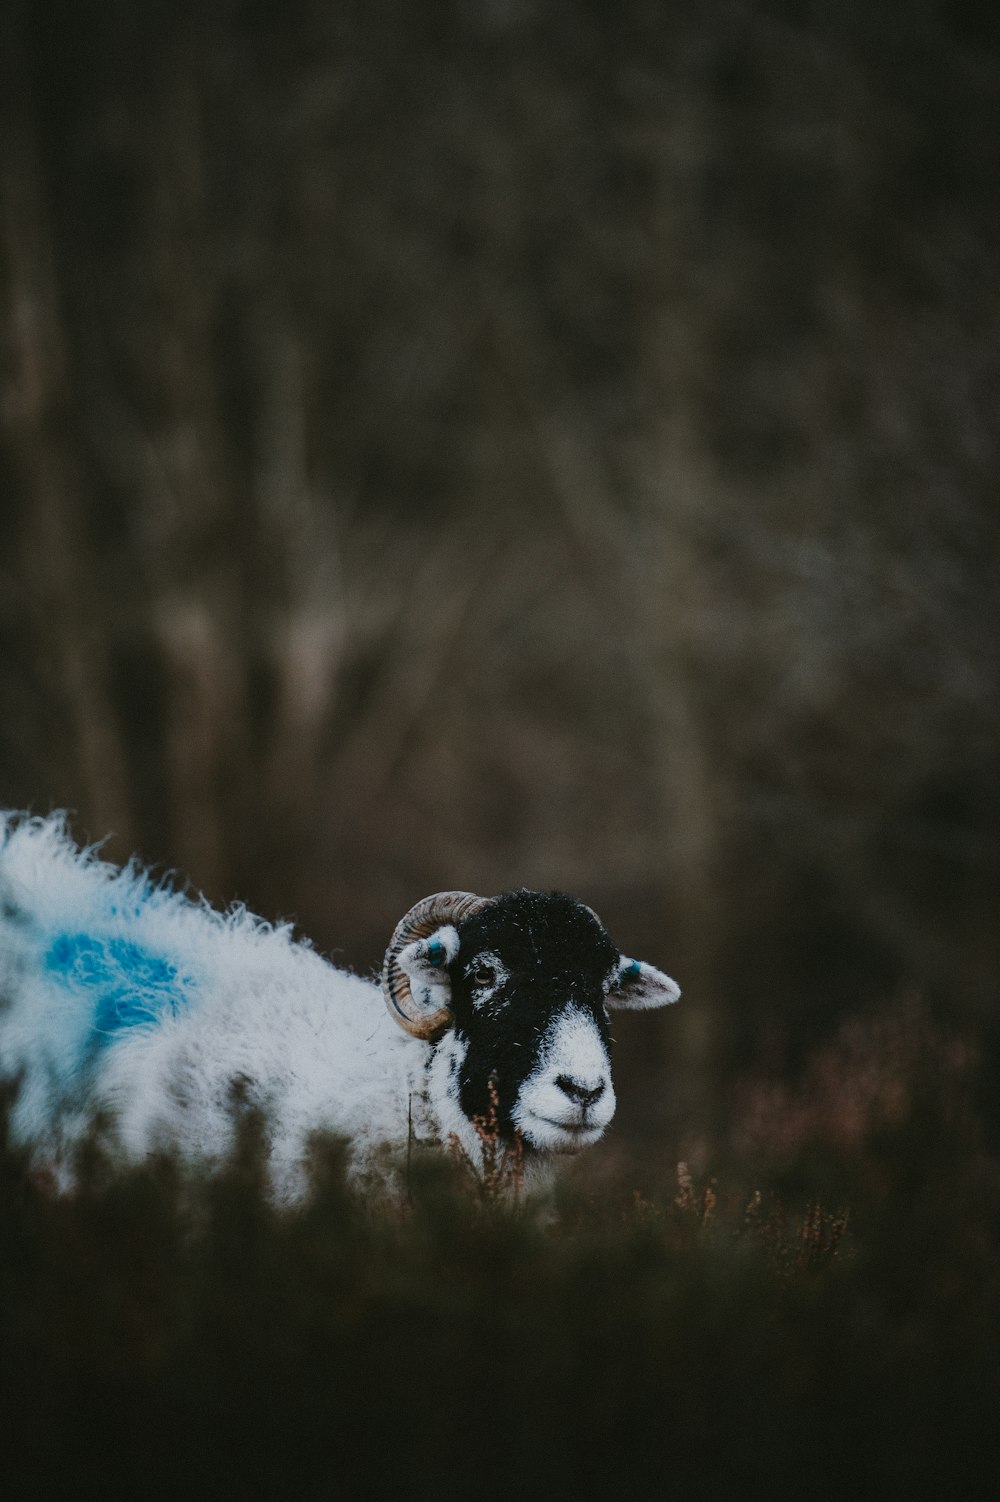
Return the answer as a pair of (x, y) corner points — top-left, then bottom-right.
(555, 1075), (605, 1108)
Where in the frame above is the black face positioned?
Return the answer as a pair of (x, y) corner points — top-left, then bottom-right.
(440, 890), (620, 1144)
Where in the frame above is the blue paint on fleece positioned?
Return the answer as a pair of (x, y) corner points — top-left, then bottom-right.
(44, 932), (195, 1040)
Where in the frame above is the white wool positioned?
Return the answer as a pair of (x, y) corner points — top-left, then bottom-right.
(0, 813), (422, 1198)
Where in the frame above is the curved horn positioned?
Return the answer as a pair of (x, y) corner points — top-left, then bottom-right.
(382, 891), (493, 1040)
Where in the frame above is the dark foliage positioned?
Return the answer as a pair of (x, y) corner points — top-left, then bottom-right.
(1, 0), (998, 1069)
(1, 1012), (997, 1502)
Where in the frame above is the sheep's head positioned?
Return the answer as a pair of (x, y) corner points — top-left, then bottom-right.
(382, 889), (679, 1155)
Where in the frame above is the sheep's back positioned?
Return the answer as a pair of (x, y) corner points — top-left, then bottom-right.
(0, 813), (411, 1183)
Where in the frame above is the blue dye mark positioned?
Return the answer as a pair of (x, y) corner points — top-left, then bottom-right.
(45, 932), (194, 1041)
(426, 940), (446, 968)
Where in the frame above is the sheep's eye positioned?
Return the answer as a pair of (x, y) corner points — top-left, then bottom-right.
(471, 965), (496, 989)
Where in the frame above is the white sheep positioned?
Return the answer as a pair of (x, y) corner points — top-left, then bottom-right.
(0, 811), (680, 1198)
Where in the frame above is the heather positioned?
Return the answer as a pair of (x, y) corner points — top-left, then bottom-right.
(2, 991), (995, 1501)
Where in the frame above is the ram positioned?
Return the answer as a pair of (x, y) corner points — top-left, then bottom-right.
(0, 812), (679, 1197)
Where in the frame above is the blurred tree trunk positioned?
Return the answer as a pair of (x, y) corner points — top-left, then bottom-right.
(639, 419), (722, 1112)
(0, 9), (133, 844)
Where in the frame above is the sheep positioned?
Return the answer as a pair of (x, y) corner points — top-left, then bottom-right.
(0, 811), (680, 1198)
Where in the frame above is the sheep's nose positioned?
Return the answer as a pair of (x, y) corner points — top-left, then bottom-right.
(555, 1075), (606, 1108)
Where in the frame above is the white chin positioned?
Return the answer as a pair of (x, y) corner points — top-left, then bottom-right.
(520, 1116), (607, 1154)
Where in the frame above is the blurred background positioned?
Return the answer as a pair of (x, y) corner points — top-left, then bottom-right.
(2, 0), (998, 1162)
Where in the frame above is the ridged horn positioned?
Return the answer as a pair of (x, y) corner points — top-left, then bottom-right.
(382, 891), (493, 1040)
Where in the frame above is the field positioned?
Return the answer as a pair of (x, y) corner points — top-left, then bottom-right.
(2, 990), (995, 1501)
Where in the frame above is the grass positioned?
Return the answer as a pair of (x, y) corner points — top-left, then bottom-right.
(0, 1004), (997, 1502)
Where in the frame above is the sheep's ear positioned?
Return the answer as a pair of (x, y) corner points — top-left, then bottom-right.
(395, 925), (460, 1019)
(605, 956), (680, 1010)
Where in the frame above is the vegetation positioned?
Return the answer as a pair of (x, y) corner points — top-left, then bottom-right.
(2, 991), (996, 1501)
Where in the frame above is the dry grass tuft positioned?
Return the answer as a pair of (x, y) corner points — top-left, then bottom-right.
(448, 1075), (525, 1203)
(668, 1162), (850, 1276)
